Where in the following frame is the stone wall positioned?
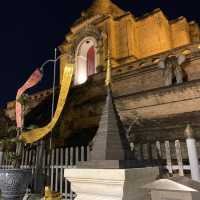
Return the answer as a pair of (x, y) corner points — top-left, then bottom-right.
(5, 43), (200, 141)
(171, 17), (191, 48)
(58, 44), (200, 139)
(134, 10), (172, 58)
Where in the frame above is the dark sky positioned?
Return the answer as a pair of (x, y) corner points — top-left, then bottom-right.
(0, 0), (199, 108)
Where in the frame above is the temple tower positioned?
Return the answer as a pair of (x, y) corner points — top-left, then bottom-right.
(59, 0), (199, 87)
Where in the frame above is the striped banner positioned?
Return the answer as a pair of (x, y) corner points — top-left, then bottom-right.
(20, 64), (74, 144)
(16, 68), (43, 128)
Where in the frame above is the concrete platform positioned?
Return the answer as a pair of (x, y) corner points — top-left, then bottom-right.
(64, 167), (159, 200)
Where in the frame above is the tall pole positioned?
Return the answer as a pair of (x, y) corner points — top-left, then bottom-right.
(46, 48), (57, 188)
(50, 48), (57, 150)
(185, 124), (200, 182)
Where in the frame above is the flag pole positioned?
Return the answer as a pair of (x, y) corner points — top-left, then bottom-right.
(45, 48), (57, 189)
(50, 48), (57, 150)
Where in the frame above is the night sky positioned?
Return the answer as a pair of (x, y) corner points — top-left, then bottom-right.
(0, 0), (199, 108)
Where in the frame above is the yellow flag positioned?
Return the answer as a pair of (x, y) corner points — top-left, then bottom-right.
(20, 64), (74, 144)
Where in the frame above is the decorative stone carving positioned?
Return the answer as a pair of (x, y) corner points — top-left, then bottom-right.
(158, 54), (186, 86)
(0, 169), (32, 200)
(71, 25), (103, 57)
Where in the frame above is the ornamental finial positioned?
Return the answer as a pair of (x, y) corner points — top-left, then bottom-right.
(184, 124), (194, 139)
(105, 46), (112, 86)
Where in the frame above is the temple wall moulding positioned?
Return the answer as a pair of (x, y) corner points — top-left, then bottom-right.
(59, 25), (104, 54)
(59, 24), (108, 85)
(60, 25), (106, 62)
(70, 25), (104, 57)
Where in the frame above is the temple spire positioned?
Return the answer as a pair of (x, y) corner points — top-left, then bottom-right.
(90, 0), (112, 12)
(90, 84), (130, 161)
(90, 45), (130, 163)
(92, 0), (112, 7)
(85, 0), (125, 18)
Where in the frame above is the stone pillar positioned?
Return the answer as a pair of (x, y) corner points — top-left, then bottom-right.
(185, 124), (200, 182)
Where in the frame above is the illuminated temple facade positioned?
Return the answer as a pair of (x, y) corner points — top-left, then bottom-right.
(59, 0), (200, 84)
(4, 0), (200, 145)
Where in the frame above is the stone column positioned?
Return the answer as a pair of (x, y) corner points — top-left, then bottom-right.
(185, 124), (200, 182)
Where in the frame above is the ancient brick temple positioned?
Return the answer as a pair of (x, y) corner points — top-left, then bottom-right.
(3, 0), (200, 145)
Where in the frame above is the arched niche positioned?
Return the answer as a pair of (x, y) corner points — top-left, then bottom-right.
(74, 37), (98, 85)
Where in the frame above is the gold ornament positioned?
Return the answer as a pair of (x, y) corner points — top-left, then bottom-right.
(44, 186), (62, 200)
(105, 48), (112, 86)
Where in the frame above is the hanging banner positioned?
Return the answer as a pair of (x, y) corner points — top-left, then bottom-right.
(16, 68), (43, 128)
(20, 64), (74, 144)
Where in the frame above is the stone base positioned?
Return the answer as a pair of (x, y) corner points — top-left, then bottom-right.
(77, 160), (155, 169)
(64, 167), (159, 200)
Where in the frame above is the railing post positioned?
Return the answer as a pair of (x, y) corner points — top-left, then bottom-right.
(28, 150), (32, 166)
(185, 124), (200, 182)
(0, 147), (3, 166)
(165, 141), (173, 175)
(156, 141), (162, 159)
(60, 148), (64, 195)
(55, 148), (59, 192)
(70, 147), (73, 167)
(81, 146), (84, 161)
(47, 151), (50, 178)
(65, 147), (69, 166)
(75, 146), (79, 164)
(87, 146), (90, 161)
(25, 150), (28, 167)
(21, 148), (25, 166)
(51, 149), (55, 191)
(175, 140), (184, 176)
(65, 148), (69, 199)
(34, 141), (45, 193)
